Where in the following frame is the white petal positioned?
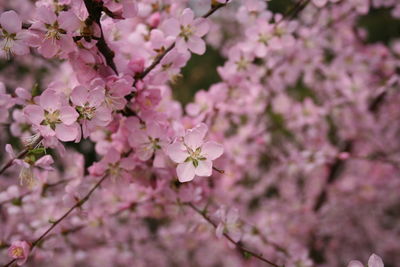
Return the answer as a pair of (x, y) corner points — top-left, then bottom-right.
(176, 162), (195, 182)
(195, 160), (212, 177)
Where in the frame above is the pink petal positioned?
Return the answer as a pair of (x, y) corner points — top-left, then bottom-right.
(0, 10), (21, 33)
(201, 141), (224, 160)
(88, 88), (105, 107)
(5, 144), (15, 158)
(122, 0), (138, 18)
(184, 123), (208, 150)
(368, 254), (383, 267)
(187, 35), (206, 55)
(165, 142), (188, 163)
(176, 162), (196, 182)
(180, 8), (194, 26)
(36, 6), (57, 25)
(55, 123), (79, 142)
(70, 86), (89, 106)
(175, 38), (188, 53)
(38, 38), (58, 58)
(58, 11), (80, 32)
(193, 18), (210, 37)
(347, 261), (364, 267)
(161, 18), (180, 37)
(194, 159), (212, 177)
(35, 155), (54, 170)
(24, 105), (44, 125)
(186, 103), (201, 116)
(40, 90), (60, 112)
(59, 106), (78, 125)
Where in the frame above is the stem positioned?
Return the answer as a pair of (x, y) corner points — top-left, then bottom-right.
(187, 203), (282, 267)
(83, 0), (118, 74)
(2, 174), (109, 267)
(0, 136), (43, 176)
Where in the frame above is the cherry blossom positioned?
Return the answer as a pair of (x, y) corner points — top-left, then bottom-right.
(23, 89), (80, 142)
(165, 123), (223, 182)
(162, 8), (210, 55)
(7, 241), (30, 266)
(0, 10), (29, 58)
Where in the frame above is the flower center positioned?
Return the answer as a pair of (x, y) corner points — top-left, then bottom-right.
(77, 104), (96, 120)
(1, 31), (17, 59)
(180, 25), (193, 41)
(42, 110), (61, 129)
(45, 22), (66, 41)
(11, 247), (24, 258)
(185, 147), (206, 167)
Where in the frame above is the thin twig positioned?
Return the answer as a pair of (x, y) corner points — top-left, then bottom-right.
(187, 203), (282, 267)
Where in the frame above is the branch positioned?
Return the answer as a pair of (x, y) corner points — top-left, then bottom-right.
(83, 0), (118, 74)
(2, 173), (109, 267)
(0, 136), (43, 176)
(186, 203), (282, 267)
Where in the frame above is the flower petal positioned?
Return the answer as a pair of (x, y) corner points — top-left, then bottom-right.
(165, 142), (188, 163)
(180, 8), (194, 26)
(187, 35), (206, 55)
(24, 105), (44, 125)
(193, 18), (210, 37)
(70, 86), (89, 106)
(0, 10), (22, 33)
(40, 90), (60, 112)
(176, 161), (196, 182)
(201, 141), (224, 160)
(60, 106), (79, 125)
(368, 254), (384, 267)
(184, 123), (208, 150)
(195, 159), (212, 177)
(55, 123), (78, 142)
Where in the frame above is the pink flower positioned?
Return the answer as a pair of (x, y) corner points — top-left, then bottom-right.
(165, 123), (223, 182)
(88, 148), (134, 180)
(28, 7), (80, 58)
(162, 8), (210, 55)
(90, 76), (133, 111)
(23, 89), (80, 142)
(7, 240), (31, 266)
(70, 85), (112, 138)
(0, 10), (29, 58)
(128, 121), (168, 166)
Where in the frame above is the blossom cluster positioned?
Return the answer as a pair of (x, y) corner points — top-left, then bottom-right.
(0, 0), (399, 266)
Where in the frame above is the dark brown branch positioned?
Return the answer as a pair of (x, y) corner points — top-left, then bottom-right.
(0, 136), (43, 176)
(83, 0), (118, 74)
(2, 174), (109, 267)
(187, 203), (282, 267)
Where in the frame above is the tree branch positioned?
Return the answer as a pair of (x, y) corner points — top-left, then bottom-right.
(186, 203), (282, 267)
(83, 0), (118, 74)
